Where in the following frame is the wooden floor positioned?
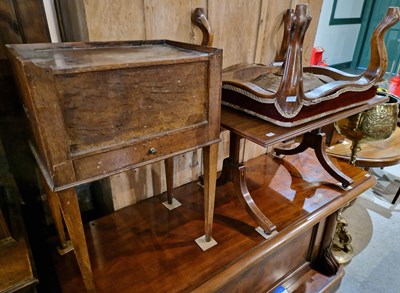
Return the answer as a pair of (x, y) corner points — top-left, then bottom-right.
(49, 150), (374, 292)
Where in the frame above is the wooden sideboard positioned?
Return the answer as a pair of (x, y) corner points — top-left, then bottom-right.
(50, 148), (375, 292)
(6, 40), (222, 291)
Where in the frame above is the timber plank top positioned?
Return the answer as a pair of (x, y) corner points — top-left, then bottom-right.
(6, 40), (210, 73)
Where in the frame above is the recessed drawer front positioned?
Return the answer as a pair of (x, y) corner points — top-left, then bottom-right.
(73, 124), (212, 181)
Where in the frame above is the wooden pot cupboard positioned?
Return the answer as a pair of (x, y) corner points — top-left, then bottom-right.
(6, 40), (222, 291)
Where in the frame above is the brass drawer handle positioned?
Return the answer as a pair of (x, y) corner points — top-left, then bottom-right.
(148, 147), (157, 155)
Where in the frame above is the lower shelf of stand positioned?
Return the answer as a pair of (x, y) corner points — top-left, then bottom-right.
(50, 149), (374, 292)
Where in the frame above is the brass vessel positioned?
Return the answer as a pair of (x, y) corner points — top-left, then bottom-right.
(334, 96), (399, 165)
(332, 96), (398, 264)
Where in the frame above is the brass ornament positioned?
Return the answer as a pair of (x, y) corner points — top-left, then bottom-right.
(334, 96), (399, 165)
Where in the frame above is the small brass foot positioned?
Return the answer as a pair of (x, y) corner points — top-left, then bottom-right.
(57, 240), (74, 255)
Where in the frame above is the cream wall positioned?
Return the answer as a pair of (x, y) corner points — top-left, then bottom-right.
(43, 0), (61, 42)
(313, 0), (362, 65)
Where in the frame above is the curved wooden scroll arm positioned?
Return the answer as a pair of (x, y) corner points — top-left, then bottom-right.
(364, 7), (400, 81)
(275, 4), (311, 117)
(275, 9), (294, 63)
(192, 8), (214, 46)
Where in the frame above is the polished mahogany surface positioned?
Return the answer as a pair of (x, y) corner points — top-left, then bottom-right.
(221, 95), (388, 147)
(50, 150), (374, 292)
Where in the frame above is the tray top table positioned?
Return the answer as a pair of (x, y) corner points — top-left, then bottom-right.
(219, 95), (388, 234)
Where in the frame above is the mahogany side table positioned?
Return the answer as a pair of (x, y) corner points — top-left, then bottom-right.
(219, 95), (388, 235)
